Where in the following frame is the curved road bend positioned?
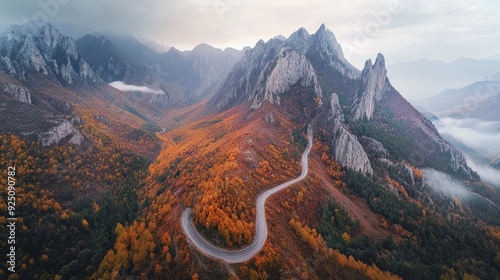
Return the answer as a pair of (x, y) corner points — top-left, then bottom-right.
(181, 125), (313, 263)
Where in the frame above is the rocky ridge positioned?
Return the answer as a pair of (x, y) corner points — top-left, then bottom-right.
(209, 24), (476, 180)
(0, 24), (98, 84)
(328, 93), (373, 174)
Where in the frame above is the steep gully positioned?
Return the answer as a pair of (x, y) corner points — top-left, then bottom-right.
(181, 125), (313, 263)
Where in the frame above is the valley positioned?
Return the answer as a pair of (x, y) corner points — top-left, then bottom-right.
(0, 19), (499, 280)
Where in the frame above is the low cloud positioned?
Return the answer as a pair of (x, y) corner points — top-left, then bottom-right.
(434, 117), (500, 188)
(109, 81), (164, 95)
(423, 169), (471, 198)
(435, 118), (500, 159)
(466, 158), (500, 188)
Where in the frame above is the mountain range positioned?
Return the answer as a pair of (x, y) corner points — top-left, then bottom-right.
(0, 23), (499, 280)
(418, 80), (500, 121)
(416, 76), (500, 186)
(387, 57), (500, 100)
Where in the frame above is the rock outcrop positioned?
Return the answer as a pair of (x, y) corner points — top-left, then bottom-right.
(328, 94), (373, 174)
(2, 83), (31, 104)
(250, 47), (322, 109)
(150, 43), (243, 101)
(303, 24), (360, 80)
(360, 136), (388, 158)
(352, 53), (389, 120)
(38, 119), (84, 147)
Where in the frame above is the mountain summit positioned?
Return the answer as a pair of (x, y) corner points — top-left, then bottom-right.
(208, 25), (476, 180)
(0, 24), (98, 84)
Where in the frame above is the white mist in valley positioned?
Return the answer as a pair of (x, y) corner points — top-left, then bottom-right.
(422, 169), (471, 199)
(423, 169), (498, 208)
(434, 117), (500, 188)
(109, 81), (164, 95)
(466, 159), (500, 188)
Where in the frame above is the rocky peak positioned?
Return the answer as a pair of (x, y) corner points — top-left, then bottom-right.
(310, 24), (344, 59)
(0, 23), (98, 84)
(302, 25), (360, 79)
(39, 119), (84, 147)
(18, 33), (48, 75)
(286, 27), (310, 53)
(39, 24), (60, 50)
(251, 46), (323, 109)
(352, 53), (389, 120)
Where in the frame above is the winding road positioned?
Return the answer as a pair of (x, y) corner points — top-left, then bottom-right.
(181, 125), (313, 263)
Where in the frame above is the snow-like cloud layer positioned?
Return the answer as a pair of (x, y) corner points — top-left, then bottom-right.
(436, 118), (500, 157)
(423, 169), (471, 198)
(466, 157), (500, 188)
(434, 117), (500, 187)
(109, 81), (164, 95)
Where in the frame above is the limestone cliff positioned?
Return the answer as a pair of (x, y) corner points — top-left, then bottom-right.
(328, 94), (373, 174)
(2, 83), (31, 104)
(352, 53), (389, 120)
(250, 47), (322, 109)
(38, 119), (84, 147)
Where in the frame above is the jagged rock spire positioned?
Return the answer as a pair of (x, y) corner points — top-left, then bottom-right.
(352, 53), (388, 120)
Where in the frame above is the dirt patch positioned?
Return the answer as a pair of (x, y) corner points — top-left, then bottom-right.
(309, 154), (390, 240)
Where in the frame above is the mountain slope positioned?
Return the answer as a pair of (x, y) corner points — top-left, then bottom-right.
(1, 22), (498, 280)
(209, 25), (475, 180)
(0, 24), (176, 279)
(94, 25), (499, 280)
(76, 34), (148, 83)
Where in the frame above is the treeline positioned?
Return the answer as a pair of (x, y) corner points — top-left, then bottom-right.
(316, 166), (500, 279)
(0, 133), (149, 279)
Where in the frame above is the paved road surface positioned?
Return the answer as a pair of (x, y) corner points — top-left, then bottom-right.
(181, 125), (313, 263)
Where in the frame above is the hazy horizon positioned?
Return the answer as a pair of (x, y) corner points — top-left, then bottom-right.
(1, 0), (499, 69)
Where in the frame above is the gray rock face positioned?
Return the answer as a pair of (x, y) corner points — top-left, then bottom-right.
(0, 24), (98, 84)
(402, 164), (416, 185)
(209, 24), (476, 180)
(250, 46), (323, 109)
(360, 136), (388, 157)
(441, 141), (475, 178)
(0, 100), (84, 147)
(38, 119), (84, 147)
(352, 53), (389, 120)
(328, 94), (373, 174)
(2, 83), (31, 104)
(211, 25), (358, 110)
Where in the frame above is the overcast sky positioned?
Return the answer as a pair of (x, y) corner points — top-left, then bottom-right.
(1, 0), (499, 68)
